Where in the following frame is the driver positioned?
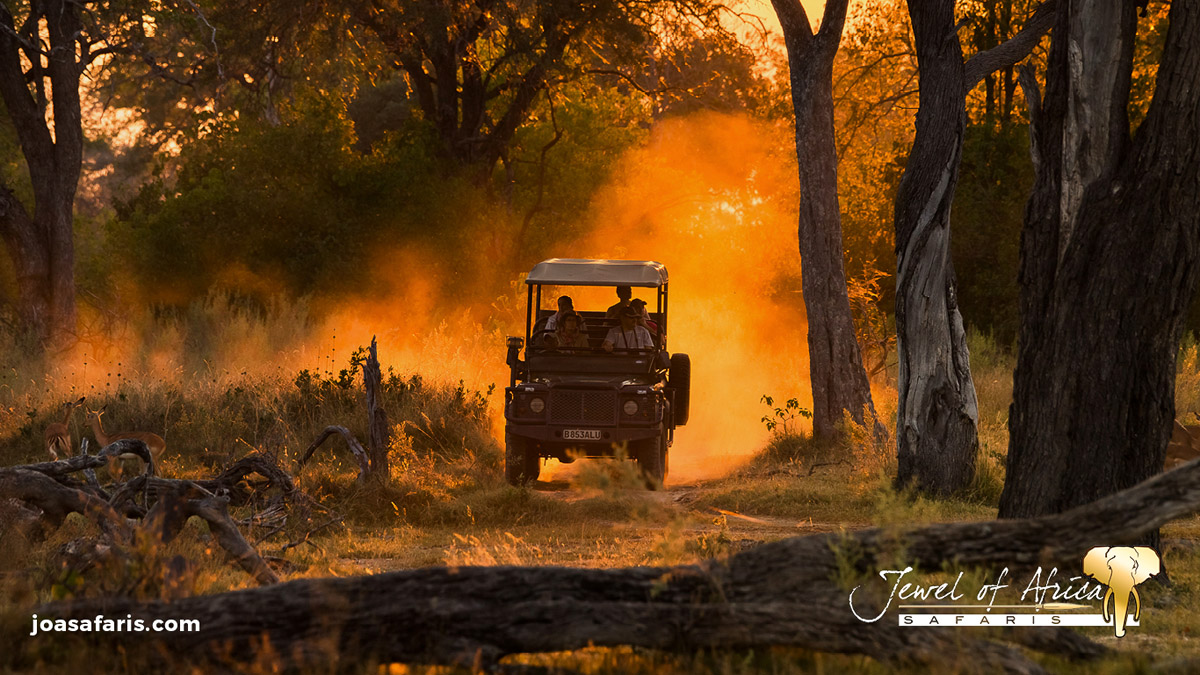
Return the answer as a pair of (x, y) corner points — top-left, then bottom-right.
(602, 306), (654, 352)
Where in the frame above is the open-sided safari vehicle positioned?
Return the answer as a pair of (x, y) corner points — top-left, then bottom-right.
(504, 259), (690, 485)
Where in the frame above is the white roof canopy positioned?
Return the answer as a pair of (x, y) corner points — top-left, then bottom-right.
(525, 259), (668, 287)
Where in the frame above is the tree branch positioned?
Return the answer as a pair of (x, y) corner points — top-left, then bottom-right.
(768, 0), (814, 52)
(963, 0), (1057, 93)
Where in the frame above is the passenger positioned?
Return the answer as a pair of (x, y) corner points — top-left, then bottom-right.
(548, 311), (590, 351)
(545, 295), (578, 331)
(629, 298), (658, 335)
(605, 286), (633, 318)
(603, 306), (654, 352)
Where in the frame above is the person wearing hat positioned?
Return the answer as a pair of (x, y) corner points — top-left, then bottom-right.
(603, 305), (654, 352)
(629, 298), (658, 335)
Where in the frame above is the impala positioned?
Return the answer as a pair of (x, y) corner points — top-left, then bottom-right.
(86, 406), (166, 477)
(43, 397), (85, 461)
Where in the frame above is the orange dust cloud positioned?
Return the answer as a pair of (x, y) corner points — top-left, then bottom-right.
(539, 111), (812, 483)
(37, 112), (814, 486)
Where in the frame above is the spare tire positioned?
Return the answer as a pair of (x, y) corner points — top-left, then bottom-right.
(669, 353), (691, 426)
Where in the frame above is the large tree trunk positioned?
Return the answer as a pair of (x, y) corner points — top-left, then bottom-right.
(0, 0), (82, 345)
(894, 0), (978, 494)
(1000, 1), (1200, 521)
(771, 0), (884, 441)
(28, 459), (1200, 673)
(895, 1), (1055, 494)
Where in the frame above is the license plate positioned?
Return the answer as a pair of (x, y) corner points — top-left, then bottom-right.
(563, 429), (602, 441)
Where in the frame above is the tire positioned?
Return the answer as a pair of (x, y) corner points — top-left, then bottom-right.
(636, 426), (667, 489)
(669, 353), (691, 426)
(505, 433), (540, 485)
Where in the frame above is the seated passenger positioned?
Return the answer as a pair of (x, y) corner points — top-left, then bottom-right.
(546, 295), (581, 331)
(547, 310), (590, 350)
(605, 285), (633, 318)
(629, 298), (658, 335)
(603, 306), (654, 352)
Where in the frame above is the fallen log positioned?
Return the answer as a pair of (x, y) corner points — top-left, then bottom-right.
(27, 460), (1200, 672)
(297, 425), (371, 483)
(2, 447), (292, 586)
(143, 481), (279, 586)
(15, 438), (154, 480)
(0, 468), (130, 541)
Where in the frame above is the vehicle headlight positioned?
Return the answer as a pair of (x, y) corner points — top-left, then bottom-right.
(529, 397), (545, 414)
(623, 400), (639, 416)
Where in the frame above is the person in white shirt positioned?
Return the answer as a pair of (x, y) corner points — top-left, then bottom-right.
(603, 306), (654, 351)
(545, 295), (576, 331)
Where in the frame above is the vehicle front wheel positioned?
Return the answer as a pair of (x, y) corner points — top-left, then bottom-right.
(636, 427), (667, 489)
(505, 433), (540, 485)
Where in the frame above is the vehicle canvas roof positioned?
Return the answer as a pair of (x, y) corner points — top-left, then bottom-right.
(525, 258), (668, 287)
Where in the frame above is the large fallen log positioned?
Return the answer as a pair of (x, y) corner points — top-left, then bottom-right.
(25, 458), (1200, 673)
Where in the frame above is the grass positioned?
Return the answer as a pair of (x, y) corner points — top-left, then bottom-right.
(1, 310), (1199, 674)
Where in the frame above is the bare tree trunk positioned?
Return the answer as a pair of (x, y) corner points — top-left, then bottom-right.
(0, 0), (82, 345)
(1001, 1), (1200, 527)
(895, 1), (1055, 494)
(771, 0), (884, 441)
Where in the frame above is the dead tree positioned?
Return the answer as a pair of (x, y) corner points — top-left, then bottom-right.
(894, 1), (1056, 495)
(296, 337), (390, 484)
(29, 459), (1200, 673)
(0, 443), (289, 586)
(771, 0), (886, 441)
(363, 336), (390, 482)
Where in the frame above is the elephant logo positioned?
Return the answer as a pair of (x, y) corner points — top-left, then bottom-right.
(1082, 546), (1161, 637)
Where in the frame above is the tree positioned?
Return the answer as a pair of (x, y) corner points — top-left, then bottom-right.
(770, 0), (884, 441)
(0, 1), (99, 344)
(893, 0), (1054, 494)
(1000, 0), (1200, 520)
(355, 0), (727, 181)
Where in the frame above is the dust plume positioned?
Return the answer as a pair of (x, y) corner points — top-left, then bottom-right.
(542, 111), (812, 482)
(27, 112), (813, 484)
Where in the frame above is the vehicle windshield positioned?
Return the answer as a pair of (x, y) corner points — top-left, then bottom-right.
(527, 284), (664, 354)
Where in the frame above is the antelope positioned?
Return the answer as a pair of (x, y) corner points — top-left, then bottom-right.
(43, 397), (86, 460)
(86, 406), (166, 478)
(1167, 420), (1200, 470)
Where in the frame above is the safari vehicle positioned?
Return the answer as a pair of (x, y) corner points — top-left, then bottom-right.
(504, 259), (690, 486)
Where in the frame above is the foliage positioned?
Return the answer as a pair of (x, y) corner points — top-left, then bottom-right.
(759, 394), (811, 436)
(950, 123), (1032, 345)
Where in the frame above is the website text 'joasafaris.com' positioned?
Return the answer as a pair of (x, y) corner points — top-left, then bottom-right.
(29, 613), (200, 636)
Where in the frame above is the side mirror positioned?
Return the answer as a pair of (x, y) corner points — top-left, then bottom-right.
(506, 336), (525, 374)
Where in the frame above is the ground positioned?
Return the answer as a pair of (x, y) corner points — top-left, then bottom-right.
(2, 332), (1200, 673)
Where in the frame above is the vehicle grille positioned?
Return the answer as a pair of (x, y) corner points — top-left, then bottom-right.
(549, 391), (617, 426)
